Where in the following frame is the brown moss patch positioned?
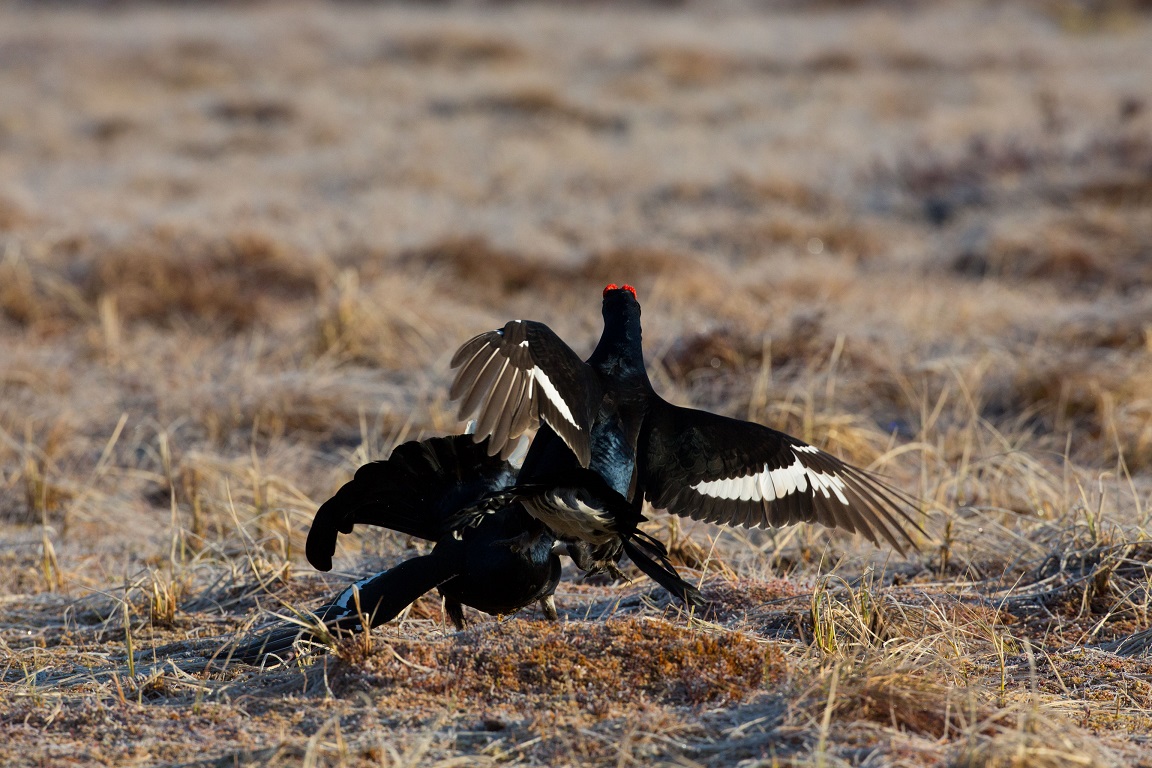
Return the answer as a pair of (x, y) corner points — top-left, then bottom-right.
(331, 618), (776, 712)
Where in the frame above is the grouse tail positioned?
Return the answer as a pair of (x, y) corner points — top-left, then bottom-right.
(307, 435), (517, 571)
(224, 553), (459, 666)
(622, 536), (706, 608)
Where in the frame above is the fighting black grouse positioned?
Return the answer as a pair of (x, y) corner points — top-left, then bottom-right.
(226, 435), (561, 665)
(450, 284), (922, 602)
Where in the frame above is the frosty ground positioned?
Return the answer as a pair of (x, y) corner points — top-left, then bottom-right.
(2, 1), (1152, 765)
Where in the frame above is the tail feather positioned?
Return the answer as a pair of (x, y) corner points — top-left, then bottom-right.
(224, 553), (459, 666)
(226, 624), (324, 667)
(622, 537), (706, 608)
(307, 435), (517, 571)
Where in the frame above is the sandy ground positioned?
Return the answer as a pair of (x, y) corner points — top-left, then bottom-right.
(2, 1), (1152, 766)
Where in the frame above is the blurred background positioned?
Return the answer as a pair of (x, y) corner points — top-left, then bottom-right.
(3, 0), (1150, 542)
(2, 2), (1152, 764)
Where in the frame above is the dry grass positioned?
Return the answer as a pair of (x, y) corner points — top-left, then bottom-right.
(3, 1), (1152, 766)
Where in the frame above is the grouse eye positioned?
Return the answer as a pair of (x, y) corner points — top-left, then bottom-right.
(603, 284), (619, 295)
(621, 284), (637, 298)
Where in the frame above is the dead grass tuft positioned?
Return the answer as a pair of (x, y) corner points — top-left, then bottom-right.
(4, 3), (1152, 765)
(209, 97), (297, 127)
(0, 244), (88, 333)
(645, 174), (827, 214)
(311, 270), (445, 369)
(1054, 302), (1152, 351)
(430, 87), (626, 132)
(380, 31), (524, 68)
(2, 229), (322, 334)
(660, 326), (764, 383)
(976, 349), (1152, 470)
(0, 193), (31, 231)
(951, 715), (1120, 768)
(829, 664), (969, 739)
(639, 47), (759, 87)
(971, 210), (1152, 290)
(1, 418), (80, 526)
(404, 236), (565, 299)
(79, 228), (320, 330)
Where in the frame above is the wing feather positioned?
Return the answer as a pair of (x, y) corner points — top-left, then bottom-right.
(475, 357), (514, 441)
(450, 320), (601, 466)
(491, 371), (527, 458)
(448, 337), (491, 399)
(639, 398), (923, 551)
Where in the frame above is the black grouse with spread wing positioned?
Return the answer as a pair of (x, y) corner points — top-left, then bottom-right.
(450, 284), (923, 604)
(225, 435), (562, 665)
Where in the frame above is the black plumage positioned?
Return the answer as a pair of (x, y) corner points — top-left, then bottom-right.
(225, 435), (562, 666)
(305, 434), (518, 572)
(450, 284), (923, 604)
(224, 554), (463, 666)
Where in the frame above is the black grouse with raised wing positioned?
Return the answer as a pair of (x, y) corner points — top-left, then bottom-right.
(450, 285), (922, 604)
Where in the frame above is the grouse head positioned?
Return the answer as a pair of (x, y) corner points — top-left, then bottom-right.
(591, 284), (646, 375)
(601, 283), (641, 319)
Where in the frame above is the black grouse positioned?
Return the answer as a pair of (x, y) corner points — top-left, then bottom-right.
(225, 435), (562, 665)
(449, 284), (922, 602)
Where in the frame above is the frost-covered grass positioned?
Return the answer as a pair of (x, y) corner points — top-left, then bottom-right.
(3, 2), (1152, 765)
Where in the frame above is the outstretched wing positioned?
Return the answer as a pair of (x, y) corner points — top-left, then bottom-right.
(450, 319), (602, 466)
(306, 435), (517, 572)
(639, 398), (923, 553)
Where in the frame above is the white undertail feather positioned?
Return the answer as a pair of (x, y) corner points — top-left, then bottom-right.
(507, 434), (530, 469)
(333, 576), (375, 615)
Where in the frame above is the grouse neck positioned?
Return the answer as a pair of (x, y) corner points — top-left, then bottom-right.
(587, 301), (649, 385)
